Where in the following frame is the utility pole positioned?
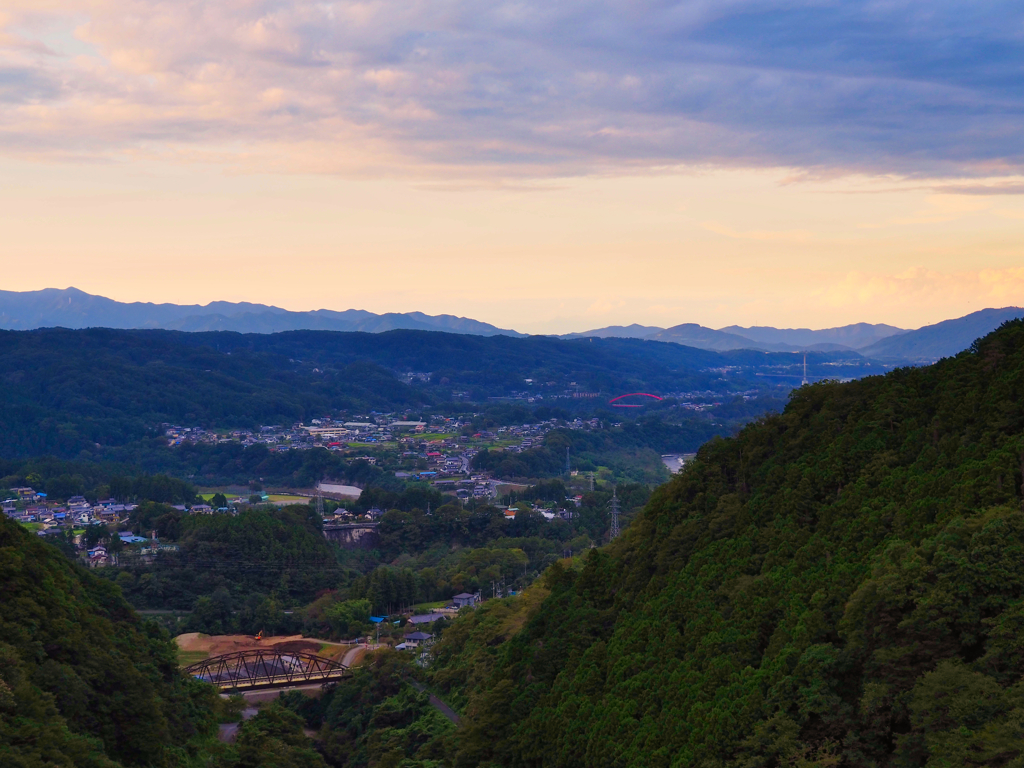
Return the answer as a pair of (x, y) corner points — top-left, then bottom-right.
(609, 486), (620, 540)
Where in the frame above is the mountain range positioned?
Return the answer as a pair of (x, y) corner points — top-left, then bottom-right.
(0, 287), (525, 337)
(1, 287), (1021, 363)
(568, 308), (1024, 361)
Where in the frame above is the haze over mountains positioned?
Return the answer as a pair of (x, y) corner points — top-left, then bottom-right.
(565, 321), (904, 351)
(2, 287), (1021, 363)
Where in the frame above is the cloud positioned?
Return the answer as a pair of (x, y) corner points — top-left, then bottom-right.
(2, 1), (1024, 179)
(815, 267), (1024, 310)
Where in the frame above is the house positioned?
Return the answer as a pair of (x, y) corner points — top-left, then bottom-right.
(390, 421), (426, 431)
(404, 631), (433, 647)
(452, 593), (478, 609)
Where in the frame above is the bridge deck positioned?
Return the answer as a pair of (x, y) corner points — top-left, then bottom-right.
(185, 650), (351, 692)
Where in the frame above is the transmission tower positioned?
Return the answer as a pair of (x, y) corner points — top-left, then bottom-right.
(609, 486), (620, 540)
(566, 447), (571, 477)
(802, 353), (808, 386)
(315, 481), (325, 517)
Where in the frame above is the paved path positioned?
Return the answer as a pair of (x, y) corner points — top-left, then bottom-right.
(341, 644), (369, 667)
(408, 680), (460, 725)
(217, 707), (258, 743)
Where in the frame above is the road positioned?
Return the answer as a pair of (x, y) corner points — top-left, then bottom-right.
(217, 706), (258, 743)
(408, 680), (461, 725)
(341, 643), (380, 667)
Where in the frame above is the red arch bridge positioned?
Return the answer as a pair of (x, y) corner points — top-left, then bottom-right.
(185, 650), (351, 691)
(608, 392), (663, 407)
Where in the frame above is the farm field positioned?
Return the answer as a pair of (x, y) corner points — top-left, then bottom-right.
(177, 649), (208, 667)
(174, 632), (359, 667)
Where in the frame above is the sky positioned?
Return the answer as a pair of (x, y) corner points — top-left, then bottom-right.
(2, 0), (1023, 334)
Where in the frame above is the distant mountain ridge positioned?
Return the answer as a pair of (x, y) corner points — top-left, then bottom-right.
(649, 323), (777, 351)
(858, 307), (1024, 361)
(562, 321), (906, 352)
(0, 287), (525, 337)
(564, 311), (1024, 361)
(719, 322), (906, 349)
(2, 289), (1019, 363)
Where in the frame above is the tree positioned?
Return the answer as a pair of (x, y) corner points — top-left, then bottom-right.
(83, 523), (107, 548)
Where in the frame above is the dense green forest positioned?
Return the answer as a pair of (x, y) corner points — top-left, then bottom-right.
(0, 326), (864, 459)
(283, 652), (453, 768)
(0, 328), (429, 457)
(111, 504), (345, 612)
(278, 319), (1024, 767)
(106, 483), (649, 632)
(472, 420), (739, 482)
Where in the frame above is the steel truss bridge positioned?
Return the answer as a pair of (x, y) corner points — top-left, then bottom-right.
(185, 650), (351, 691)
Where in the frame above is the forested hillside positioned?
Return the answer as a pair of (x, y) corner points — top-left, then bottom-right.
(0, 326), (871, 458)
(0, 514), (327, 767)
(0, 327), (427, 457)
(0, 514), (220, 766)
(417, 319), (1024, 767)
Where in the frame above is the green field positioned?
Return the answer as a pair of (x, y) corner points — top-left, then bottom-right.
(177, 650), (208, 668)
(411, 600), (448, 613)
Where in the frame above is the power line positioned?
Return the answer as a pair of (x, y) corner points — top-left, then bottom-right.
(609, 486), (620, 540)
